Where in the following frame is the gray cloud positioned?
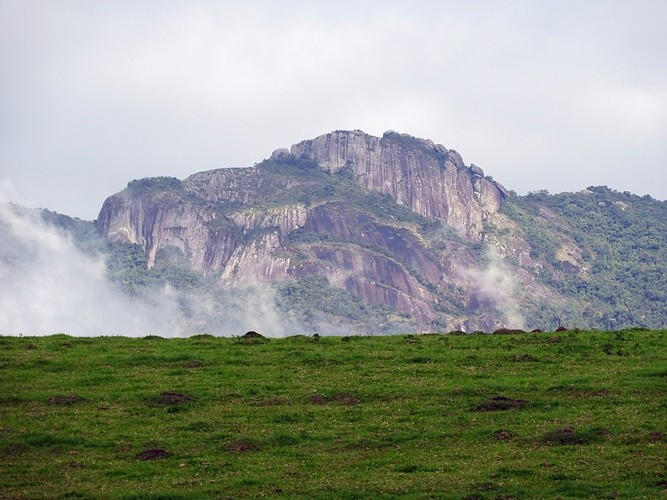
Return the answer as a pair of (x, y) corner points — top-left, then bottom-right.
(1, 0), (666, 220)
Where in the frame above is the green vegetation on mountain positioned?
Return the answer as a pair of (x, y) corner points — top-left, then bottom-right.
(1, 330), (665, 498)
(501, 187), (667, 329)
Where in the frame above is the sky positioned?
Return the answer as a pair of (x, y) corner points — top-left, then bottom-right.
(1, 0), (666, 220)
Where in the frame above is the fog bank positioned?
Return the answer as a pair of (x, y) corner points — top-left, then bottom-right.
(0, 203), (295, 337)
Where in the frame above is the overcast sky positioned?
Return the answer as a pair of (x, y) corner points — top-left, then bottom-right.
(1, 0), (666, 220)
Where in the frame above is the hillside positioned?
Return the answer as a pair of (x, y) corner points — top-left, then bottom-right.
(24, 129), (667, 334)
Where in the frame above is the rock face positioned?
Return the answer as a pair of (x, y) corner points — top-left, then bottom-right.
(97, 130), (512, 331)
(291, 130), (506, 240)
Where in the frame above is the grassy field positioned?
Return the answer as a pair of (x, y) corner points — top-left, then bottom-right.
(0, 329), (665, 499)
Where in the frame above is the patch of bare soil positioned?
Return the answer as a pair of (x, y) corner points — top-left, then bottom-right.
(333, 393), (361, 405)
(48, 395), (84, 406)
(650, 432), (664, 443)
(3, 443), (27, 455)
(148, 392), (195, 406)
(541, 427), (609, 446)
(185, 360), (202, 368)
(226, 439), (259, 452)
(492, 429), (515, 441)
(137, 448), (171, 461)
(310, 394), (329, 405)
(475, 396), (526, 412)
(476, 482), (499, 492)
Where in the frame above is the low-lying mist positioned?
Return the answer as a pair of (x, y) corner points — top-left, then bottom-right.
(0, 203), (298, 337)
(460, 249), (526, 330)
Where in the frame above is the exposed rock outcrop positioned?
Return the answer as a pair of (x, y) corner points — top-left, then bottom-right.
(290, 130), (506, 240)
(96, 130), (516, 331)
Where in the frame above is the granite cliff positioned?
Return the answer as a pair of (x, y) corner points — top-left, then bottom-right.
(96, 130), (667, 333)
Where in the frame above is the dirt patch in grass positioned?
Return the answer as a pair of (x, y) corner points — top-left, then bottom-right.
(649, 432), (664, 443)
(310, 394), (329, 405)
(542, 427), (609, 446)
(147, 392), (195, 406)
(333, 393), (361, 405)
(48, 395), (84, 406)
(476, 482), (499, 492)
(475, 396), (526, 412)
(493, 429), (516, 441)
(185, 360), (202, 368)
(3, 443), (27, 455)
(137, 448), (171, 460)
(226, 439), (259, 452)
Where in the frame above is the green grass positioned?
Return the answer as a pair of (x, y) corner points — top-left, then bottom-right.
(0, 330), (665, 498)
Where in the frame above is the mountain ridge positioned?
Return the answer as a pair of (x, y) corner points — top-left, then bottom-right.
(7, 129), (664, 334)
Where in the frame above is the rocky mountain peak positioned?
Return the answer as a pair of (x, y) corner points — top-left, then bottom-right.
(289, 130), (506, 239)
(96, 129), (518, 332)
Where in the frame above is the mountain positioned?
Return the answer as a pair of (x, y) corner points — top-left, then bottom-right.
(88, 130), (667, 333)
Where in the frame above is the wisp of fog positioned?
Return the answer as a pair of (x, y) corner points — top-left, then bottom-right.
(461, 249), (526, 330)
(0, 203), (294, 337)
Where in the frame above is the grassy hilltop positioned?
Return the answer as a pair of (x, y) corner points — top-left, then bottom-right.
(0, 330), (665, 498)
